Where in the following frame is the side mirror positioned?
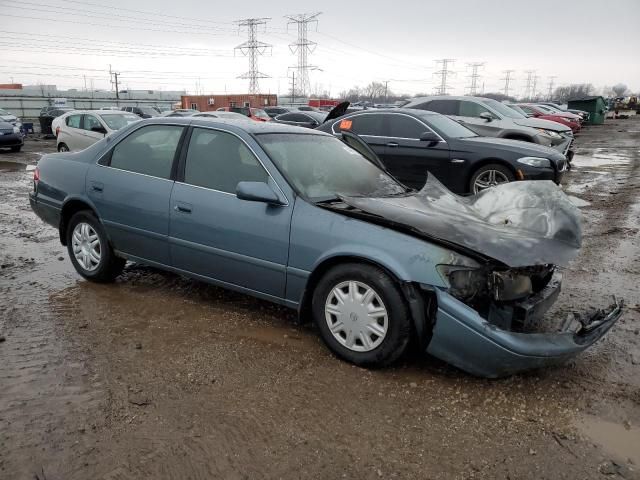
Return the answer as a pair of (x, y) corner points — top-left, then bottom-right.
(419, 131), (440, 143)
(236, 181), (283, 205)
(91, 126), (107, 134)
(479, 112), (494, 122)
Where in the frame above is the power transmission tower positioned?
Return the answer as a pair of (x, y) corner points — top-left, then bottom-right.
(531, 75), (540, 100)
(434, 59), (456, 95)
(547, 76), (557, 100)
(501, 70), (515, 97)
(284, 12), (321, 98)
(466, 62), (484, 95)
(234, 18), (272, 94)
(523, 70), (535, 100)
(289, 71), (296, 104)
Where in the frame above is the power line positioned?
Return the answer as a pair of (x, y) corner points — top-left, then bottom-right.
(434, 59), (455, 95)
(501, 70), (515, 97)
(235, 18), (272, 94)
(285, 12), (321, 97)
(466, 62), (485, 96)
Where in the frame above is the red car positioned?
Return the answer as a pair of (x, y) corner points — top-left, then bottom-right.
(216, 106), (271, 122)
(512, 104), (581, 133)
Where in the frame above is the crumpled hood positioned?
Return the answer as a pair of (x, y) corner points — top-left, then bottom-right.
(513, 116), (570, 133)
(339, 176), (582, 267)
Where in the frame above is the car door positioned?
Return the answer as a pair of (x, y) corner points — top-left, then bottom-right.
(381, 113), (451, 189)
(169, 127), (292, 298)
(61, 114), (85, 151)
(330, 112), (388, 158)
(86, 124), (185, 265)
(80, 114), (107, 149)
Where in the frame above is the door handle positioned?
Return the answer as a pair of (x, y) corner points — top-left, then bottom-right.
(91, 182), (104, 192)
(174, 203), (192, 214)
(386, 142), (399, 147)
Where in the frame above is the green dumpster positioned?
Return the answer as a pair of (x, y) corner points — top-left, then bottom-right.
(567, 96), (607, 125)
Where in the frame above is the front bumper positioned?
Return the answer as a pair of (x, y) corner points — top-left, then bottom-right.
(0, 132), (24, 147)
(425, 280), (623, 378)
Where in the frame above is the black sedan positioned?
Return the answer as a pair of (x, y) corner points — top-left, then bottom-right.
(317, 109), (567, 194)
(0, 120), (24, 152)
(272, 111), (328, 129)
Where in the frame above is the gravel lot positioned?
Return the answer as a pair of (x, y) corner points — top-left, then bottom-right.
(1, 120), (639, 480)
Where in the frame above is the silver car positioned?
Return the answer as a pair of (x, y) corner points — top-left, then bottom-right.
(404, 96), (574, 159)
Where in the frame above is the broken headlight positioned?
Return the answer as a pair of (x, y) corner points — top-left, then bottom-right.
(437, 265), (487, 301)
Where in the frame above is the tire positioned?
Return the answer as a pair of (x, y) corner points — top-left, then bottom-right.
(66, 210), (125, 283)
(10, 146), (21, 152)
(58, 143), (69, 152)
(311, 263), (411, 367)
(469, 163), (515, 194)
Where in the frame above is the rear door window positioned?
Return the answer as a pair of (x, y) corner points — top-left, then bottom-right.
(335, 114), (385, 136)
(279, 113), (308, 122)
(109, 125), (183, 179)
(415, 100), (460, 116)
(66, 114), (82, 129)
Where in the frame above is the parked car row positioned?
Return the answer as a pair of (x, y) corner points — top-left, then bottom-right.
(29, 115), (622, 378)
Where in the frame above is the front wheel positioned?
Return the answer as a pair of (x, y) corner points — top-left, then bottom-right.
(66, 211), (125, 282)
(469, 164), (515, 194)
(312, 263), (411, 367)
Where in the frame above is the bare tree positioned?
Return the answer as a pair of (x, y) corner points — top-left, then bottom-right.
(552, 84), (594, 102)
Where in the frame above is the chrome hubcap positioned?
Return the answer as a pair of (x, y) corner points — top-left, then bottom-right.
(71, 223), (101, 271)
(473, 169), (510, 193)
(324, 280), (388, 352)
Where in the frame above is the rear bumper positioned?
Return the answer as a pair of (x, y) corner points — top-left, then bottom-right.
(29, 192), (61, 230)
(425, 283), (623, 378)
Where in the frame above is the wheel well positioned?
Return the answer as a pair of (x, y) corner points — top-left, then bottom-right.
(467, 159), (518, 191)
(59, 200), (96, 245)
(57, 142), (68, 151)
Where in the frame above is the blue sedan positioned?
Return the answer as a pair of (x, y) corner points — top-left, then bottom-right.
(29, 117), (622, 377)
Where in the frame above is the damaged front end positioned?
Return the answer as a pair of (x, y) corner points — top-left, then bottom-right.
(430, 262), (623, 378)
(337, 176), (623, 377)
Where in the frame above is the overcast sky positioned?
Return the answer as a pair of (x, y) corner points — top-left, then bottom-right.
(3, 0), (639, 97)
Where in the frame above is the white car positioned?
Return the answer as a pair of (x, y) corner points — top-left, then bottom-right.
(54, 110), (140, 152)
(191, 111), (251, 121)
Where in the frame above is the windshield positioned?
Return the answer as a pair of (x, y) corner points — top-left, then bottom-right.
(99, 113), (140, 130)
(425, 113), (478, 138)
(481, 98), (526, 119)
(508, 104), (529, 116)
(257, 133), (406, 201)
(251, 108), (270, 120)
(139, 107), (158, 116)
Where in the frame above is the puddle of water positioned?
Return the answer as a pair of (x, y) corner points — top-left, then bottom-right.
(0, 161), (25, 172)
(576, 416), (640, 464)
(571, 148), (634, 168)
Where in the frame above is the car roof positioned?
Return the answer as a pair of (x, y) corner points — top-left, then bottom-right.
(146, 116), (332, 136)
(405, 95), (489, 105)
(333, 107), (438, 120)
(59, 109), (136, 115)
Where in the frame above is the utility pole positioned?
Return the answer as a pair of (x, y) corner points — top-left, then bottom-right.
(384, 80), (389, 103)
(501, 70), (515, 97)
(466, 62), (485, 96)
(547, 76), (557, 100)
(523, 70), (535, 100)
(289, 71), (296, 104)
(235, 18), (272, 94)
(109, 64), (120, 101)
(434, 59), (456, 95)
(285, 12), (321, 98)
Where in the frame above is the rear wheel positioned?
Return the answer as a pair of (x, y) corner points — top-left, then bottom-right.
(57, 143), (69, 152)
(312, 263), (411, 367)
(66, 211), (125, 282)
(469, 164), (515, 194)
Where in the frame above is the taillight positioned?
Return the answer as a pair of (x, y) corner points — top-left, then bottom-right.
(33, 166), (40, 191)
(55, 126), (60, 137)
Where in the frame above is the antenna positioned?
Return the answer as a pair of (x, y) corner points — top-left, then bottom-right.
(235, 17), (272, 94)
(284, 12), (321, 98)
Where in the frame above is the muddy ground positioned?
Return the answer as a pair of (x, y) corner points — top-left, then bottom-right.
(1, 120), (639, 480)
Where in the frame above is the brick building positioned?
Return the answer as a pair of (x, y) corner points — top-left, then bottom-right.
(181, 94), (277, 111)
